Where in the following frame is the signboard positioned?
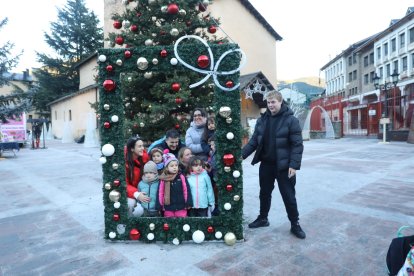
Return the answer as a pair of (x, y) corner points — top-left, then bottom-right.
(380, 117), (391, 124)
(0, 113), (27, 142)
(368, 109), (376, 116)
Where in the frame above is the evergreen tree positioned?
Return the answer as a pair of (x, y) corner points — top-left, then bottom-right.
(107, 0), (226, 140)
(33, 0), (103, 113)
(0, 17), (33, 122)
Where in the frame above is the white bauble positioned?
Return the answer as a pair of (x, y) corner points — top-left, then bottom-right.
(233, 170), (241, 178)
(98, 54), (107, 62)
(109, 232), (116, 239)
(147, 233), (155, 240)
(103, 104), (110, 110)
(170, 28), (179, 36)
(170, 58), (178, 65)
(182, 224), (190, 232)
(111, 115), (119, 122)
(215, 231), (223, 239)
(149, 223), (155, 230)
(192, 230), (205, 244)
(226, 132), (234, 140)
(122, 20), (131, 28)
(172, 238), (180, 245)
(116, 59), (123, 66)
(99, 156), (107, 164)
(114, 202), (121, 209)
(144, 72), (153, 79)
(117, 224), (126, 234)
(152, 58), (159, 65)
(224, 203), (232, 210)
(137, 57), (149, 70)
(101, 144), (115, 156)
(145, 39), (153, 46)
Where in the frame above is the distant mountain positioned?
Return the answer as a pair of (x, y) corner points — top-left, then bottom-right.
(278, 77), (325, 98)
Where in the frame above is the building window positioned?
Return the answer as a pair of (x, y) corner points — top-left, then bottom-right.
(402, 56), (408, 71)
(393, 60), (399, 72)
(369, 52), (374, 64)
(364, 56), (369, 67)
(391, 38), (396, 52)
(412, 53), (414, 69)
(69, 110), (72, 121)
(364, 74), (369, 84)
(384, 42), (388, 56)
(348, 72), (352, 81)
(379, 67), (383, 78)
(353, 70), (357, 80)
(348, 56), (352, 66)
(370, 71), (375, 83)
(352, 54), (356, 64)
(55, 111), (57, 120)
(386, 64), (391, 77)
(377, 47), (381, 59)
(410, 27), (414, 44)
(400, 33), (406, 49)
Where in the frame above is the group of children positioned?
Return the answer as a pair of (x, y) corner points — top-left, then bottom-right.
(133, 117), (217, 218)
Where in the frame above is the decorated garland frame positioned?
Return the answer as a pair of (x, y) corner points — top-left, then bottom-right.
(98, 38), (244, 244)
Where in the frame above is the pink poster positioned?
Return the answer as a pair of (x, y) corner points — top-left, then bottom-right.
(0, 113), (27, 142)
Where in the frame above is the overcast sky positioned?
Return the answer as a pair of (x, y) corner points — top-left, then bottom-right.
(1, 0), (413, 80)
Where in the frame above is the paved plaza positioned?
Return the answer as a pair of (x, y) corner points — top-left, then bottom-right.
(1, 138), (413, 275)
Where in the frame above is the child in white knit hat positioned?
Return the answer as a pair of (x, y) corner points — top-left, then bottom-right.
(138, 161), (161, 217)
(158, 153), (193, 217)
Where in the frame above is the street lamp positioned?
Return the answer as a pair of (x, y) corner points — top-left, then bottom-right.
(373, 70), (399, 117)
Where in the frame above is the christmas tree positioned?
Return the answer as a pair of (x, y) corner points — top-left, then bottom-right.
(107, 0), (226, 141)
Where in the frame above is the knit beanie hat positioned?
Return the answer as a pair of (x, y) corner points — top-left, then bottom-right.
(144, 161), (158, 175)
(150, 147), (163, 157)
(163, 153), (178, 168)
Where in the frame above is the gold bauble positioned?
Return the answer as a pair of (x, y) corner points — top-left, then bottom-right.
(109, 190), (121, 202)
(226, 117), (233, 124)
(104, 183), (111, 190)
(219, 106), (231, 118)
(112, 163), (119, 170)
(233, 195), (240, 201)
(103, 104), (110, 110)
(224, 232), (236, 246)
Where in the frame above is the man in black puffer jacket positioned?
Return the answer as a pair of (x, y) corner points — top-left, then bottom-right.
(242, 90), (306, 239)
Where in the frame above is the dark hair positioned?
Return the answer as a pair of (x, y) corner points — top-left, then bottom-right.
(191, 108), (207, 121)
(202, 117), (215, 142)
(125, 136), (144, 183)
(189, 155), (205, 170)
(165, 129), (180, 139)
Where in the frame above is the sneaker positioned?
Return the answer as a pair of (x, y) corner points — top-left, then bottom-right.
(248, 216), (270, 228)
(290, 222), (306, 239)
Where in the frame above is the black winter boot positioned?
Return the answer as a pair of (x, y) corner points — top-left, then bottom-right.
(290, 221), (306, 239)
(248, 216), (270, 228)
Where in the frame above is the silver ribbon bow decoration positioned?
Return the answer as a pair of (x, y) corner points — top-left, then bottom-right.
(173, 35), (247, 92)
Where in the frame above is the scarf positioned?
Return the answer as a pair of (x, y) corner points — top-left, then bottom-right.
(159, 172), (177, 205)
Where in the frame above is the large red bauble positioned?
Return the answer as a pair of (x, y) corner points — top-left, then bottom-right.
(175, 97), (183, 104)
(130, 24), (138, 32)
(226, 184), (233, 192)
(174, 124), (180, 129)
(115, 36), (124, 45)
(113, 20), (122, 29)
(225, 80), (234, 88)
(103, 80), (116, 92)
(163, 223), (170, 231)
(113, 213), (120, 221)
(171, 82), (181, 92)
(106, 65), (113, 72)
(208, 25), (217, 34)
(207, 226), (214, 233)
(199, 3), (207, 12)
(167, 3), (179, 14)
(113, 179), (120, 187)
(197, 55), (210, 68)
(104, 122), (111, 129)
(124, 50), (132, 59)
(160, 49), (168, 57)
(223, 153), (235, 166)
(130, 228), (141, 240)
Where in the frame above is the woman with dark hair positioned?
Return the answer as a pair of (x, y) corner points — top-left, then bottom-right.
(185, 108), (208, 160)
(125, 136), (150, 217)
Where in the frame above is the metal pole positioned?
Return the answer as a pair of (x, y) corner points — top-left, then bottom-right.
(393, 86), (396, 130)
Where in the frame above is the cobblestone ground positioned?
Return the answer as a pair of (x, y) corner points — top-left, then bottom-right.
(0, 138), (413, 275)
